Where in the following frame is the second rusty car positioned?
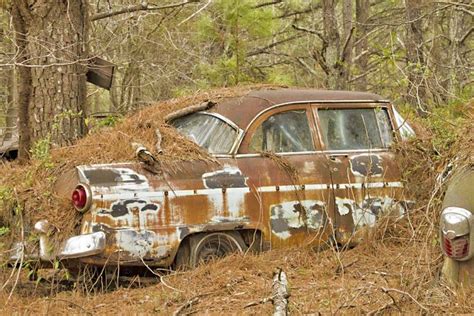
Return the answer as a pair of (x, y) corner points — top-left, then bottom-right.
(31, 88), (413, 269)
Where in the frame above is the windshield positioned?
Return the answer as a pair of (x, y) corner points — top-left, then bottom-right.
(171, 113), (238, 154)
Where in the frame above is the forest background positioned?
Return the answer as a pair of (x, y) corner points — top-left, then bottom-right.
(0, 0), (472, 160)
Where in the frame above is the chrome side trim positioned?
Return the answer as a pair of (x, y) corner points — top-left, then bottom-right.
(98, 181), (404, 201)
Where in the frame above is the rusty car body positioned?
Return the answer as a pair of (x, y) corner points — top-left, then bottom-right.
(19, 88), (413, 269)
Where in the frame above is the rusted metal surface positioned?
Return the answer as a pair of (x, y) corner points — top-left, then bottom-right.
(37, 89), (410, 268)
(86, 57), (115, 90)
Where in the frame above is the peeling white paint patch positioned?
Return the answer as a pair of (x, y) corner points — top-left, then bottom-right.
(115, 230), (174, 259)
(350, 154), (383, 177)
(202, 166), (242, 179)
(352, 206), (377, 227)
(78, 166), (150, 192)
(336, 195), (408, 229)
(116, 230), (154, 258)
(335, 198), (353, 216)
(202, 165), (248, 189)
(270, 200), (326, 240)
(206, 188), (246, 218)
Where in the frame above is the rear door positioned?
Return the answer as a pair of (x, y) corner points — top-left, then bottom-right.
(312, 103), (405, 244)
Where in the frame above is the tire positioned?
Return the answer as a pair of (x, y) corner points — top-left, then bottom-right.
(186, 232), (247, 268)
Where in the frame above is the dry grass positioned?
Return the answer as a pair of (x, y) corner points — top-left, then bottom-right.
(0, 244), (472, 314)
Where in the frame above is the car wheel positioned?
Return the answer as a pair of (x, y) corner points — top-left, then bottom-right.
(188, 232), (247, 268)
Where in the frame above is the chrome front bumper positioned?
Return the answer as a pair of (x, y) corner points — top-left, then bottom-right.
(9, 230), (106, 262)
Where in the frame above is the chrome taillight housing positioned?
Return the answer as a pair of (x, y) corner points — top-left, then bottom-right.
(72, 183), (92, 213)
(440, 207), (473, 261)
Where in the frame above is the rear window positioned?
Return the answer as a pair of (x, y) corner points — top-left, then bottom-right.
(171, 113), (238, 154)
(318, 108), (393, 150)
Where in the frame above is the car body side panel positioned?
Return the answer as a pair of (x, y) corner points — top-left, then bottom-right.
(63, 101), (407, 268)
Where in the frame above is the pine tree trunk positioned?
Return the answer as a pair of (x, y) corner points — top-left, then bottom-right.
(355, 0), (369, 91)
(5, 67), (17, 140)
(446, 4), (464, 100)
(322, 0), (341, 89)
(11, 3), (31, 161)
(404, 0), (426, 113)
(341, 0), (353, 88)
(11, 0), (89, 159)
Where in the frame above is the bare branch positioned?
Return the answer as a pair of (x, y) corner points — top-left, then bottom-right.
(295, 57), (318, 76)
(454, 6), (474, 16)
(253, 0), (282, 9)
(275, 3), (322, 19)
(247, 35), (302, 57)
(178, 0), (211, 26)
(460, 27), (474, 45)
(340, 26), (355, 62)
(91, 0), (200, 22)
(292, 24), (326, 43)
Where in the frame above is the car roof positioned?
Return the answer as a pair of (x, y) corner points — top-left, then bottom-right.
(209, 88), (389, 129)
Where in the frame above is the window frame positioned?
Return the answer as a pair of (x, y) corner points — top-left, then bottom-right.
(312, 103), (397, 153)
(237, 104), (320, 155)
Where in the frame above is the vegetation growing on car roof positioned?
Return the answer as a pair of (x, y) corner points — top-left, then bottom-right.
(0, 85), (284, 245)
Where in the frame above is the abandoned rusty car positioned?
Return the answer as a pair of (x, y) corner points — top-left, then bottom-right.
(17, 88), (414, 270)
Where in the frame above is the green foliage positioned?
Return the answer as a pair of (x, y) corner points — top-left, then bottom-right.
(425, 104), (468, 152)
(399, 97), (470, 154)
(0, 185), (13, 202)
(0, 226), (9, 236)
(85, 114), (122, 134)
(195, 0), (276, 86)
(30, 136), (54, 169)
(267, 68), (295, 86)
(51, 110), (83, 132)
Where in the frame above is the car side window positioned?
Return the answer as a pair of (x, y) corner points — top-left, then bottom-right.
(249, 110), (314, 153)
(318, 108), (393, 150)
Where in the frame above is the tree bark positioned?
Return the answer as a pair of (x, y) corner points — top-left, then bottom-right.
(4, 67), (17, 140)
(341, 0), (353, 88)
(446, 1), (469, 100)
(322, 0), (341, 89)
(404, 0), (426, 113)
(355, 0), (369, 91)
(11, 0), (89, 158)
(11, 2), (31, 161)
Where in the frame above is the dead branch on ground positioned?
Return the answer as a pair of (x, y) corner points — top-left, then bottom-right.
(272, 268), (289, 316)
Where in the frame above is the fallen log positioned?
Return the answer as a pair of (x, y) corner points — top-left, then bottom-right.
(164, 101), (216, 122)
(272, 268), (289, 316)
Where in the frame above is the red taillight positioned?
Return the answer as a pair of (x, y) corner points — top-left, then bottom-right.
(72, 184), (90, 212)
(442, 234), (469, 260)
